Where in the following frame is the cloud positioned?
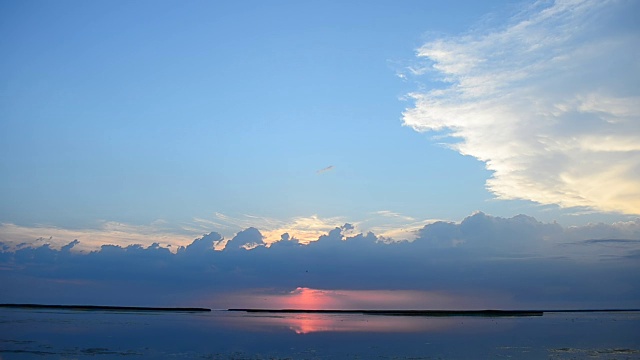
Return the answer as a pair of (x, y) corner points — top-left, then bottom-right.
(224, 227), (265, 250)
(0, 221), (198, 252)
(179, 232), (222, 254)
(373, 211), (415, 221)
(363, 211), (437, 241)
(403, 0), (640, 214)
(564, 218), (640, 241)
(1, 212), (639, 309)
(316, 165), (334, 174)
(190, 213), (348, 245)
(0, 213), (352, 253)
(414, 211), (563, 251)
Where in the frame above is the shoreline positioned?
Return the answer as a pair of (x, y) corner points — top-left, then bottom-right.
(2, 304), (637, 316)
(228, 308), (640, 317)
(0, 304), (211, 312)
(228, 309), (544, 317)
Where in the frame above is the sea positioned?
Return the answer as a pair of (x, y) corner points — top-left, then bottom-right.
(1, 308), (639, 359)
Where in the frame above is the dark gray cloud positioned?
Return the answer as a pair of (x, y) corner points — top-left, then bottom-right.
(1, 212), (638, 309)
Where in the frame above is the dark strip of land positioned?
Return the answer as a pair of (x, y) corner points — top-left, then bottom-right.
(0, 304), (211, 312)
(544, 309), (640, 312)
(228, 309), (544, 317)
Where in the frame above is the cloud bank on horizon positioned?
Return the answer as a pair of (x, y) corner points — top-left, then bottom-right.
(403, 0), (640, 214)
(1, 212), (639, 309)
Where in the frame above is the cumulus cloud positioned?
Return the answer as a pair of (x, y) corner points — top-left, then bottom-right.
(1, 212), (639, 308)
(190, 213), (348, 245)
(224, 227), (265, 250)
(403, 0), (640, 214)
(0, 213), (353, 253)
(414, 212), (563, 251)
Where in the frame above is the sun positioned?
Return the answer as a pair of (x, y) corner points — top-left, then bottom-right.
(282, 287), (336, 310)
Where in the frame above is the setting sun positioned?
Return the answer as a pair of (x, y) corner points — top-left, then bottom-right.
(281, 288), (338, 310)
(2, 0), (639, 358)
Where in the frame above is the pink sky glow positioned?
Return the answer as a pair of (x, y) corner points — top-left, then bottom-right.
(212, 287), (514, 311)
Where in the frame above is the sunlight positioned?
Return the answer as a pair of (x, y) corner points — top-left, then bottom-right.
(224, 312), (472, 334)
(213, 287), (503, 311)
(281, 287), (339, 310)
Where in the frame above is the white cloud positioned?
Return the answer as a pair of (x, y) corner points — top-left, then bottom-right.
(372, 210), (415, 221)
(191, 212), (347, 245)
(362, 210), (437, 241)
(403, 0), (640, 215)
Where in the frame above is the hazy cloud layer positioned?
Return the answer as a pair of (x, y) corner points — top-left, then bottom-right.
(1, 212), (638, 309)
(403, 0), (640, 214)
(0, 221), (197, 252)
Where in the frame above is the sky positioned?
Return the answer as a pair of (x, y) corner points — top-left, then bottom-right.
(1, 0), (639, 309)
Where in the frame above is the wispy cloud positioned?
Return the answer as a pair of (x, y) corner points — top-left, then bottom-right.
(373, 210), (415, 221)
(0, 221), (197, 252)
(403, 0), (640, 215)
(363, 210), (436, 241)
(316, 165), (334, 174)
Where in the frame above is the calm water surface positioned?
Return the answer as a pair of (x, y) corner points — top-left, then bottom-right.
(1, 308), (639, 359)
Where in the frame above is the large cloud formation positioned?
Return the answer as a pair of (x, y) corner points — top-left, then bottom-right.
(1, 212), (638, 309)
(403, 0), (640, 214)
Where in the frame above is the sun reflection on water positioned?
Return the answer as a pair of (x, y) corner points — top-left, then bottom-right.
(224, 312), (494, 334)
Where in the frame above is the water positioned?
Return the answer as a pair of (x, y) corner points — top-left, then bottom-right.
(1, 308), (639, 359)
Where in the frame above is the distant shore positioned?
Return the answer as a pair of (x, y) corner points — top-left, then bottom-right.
(228, 309), (545, 317)
(0, 304), (211, 312)
(2, 304), (637, 316)
(228, 308), (640, 316)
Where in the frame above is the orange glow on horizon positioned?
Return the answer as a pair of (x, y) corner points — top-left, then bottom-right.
(214, 287), (511, 312)
(281, 287), (339, 310)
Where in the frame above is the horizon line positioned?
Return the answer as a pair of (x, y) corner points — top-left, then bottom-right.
(227, 308), (640, 317)
(2, 304), (638, 316)
(0, 304), (211, 312)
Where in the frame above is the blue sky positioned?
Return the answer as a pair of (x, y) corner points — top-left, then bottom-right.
(1, 0), (639, 308)
(1, 0), (513, 238)
(2, 0), (636, 247)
